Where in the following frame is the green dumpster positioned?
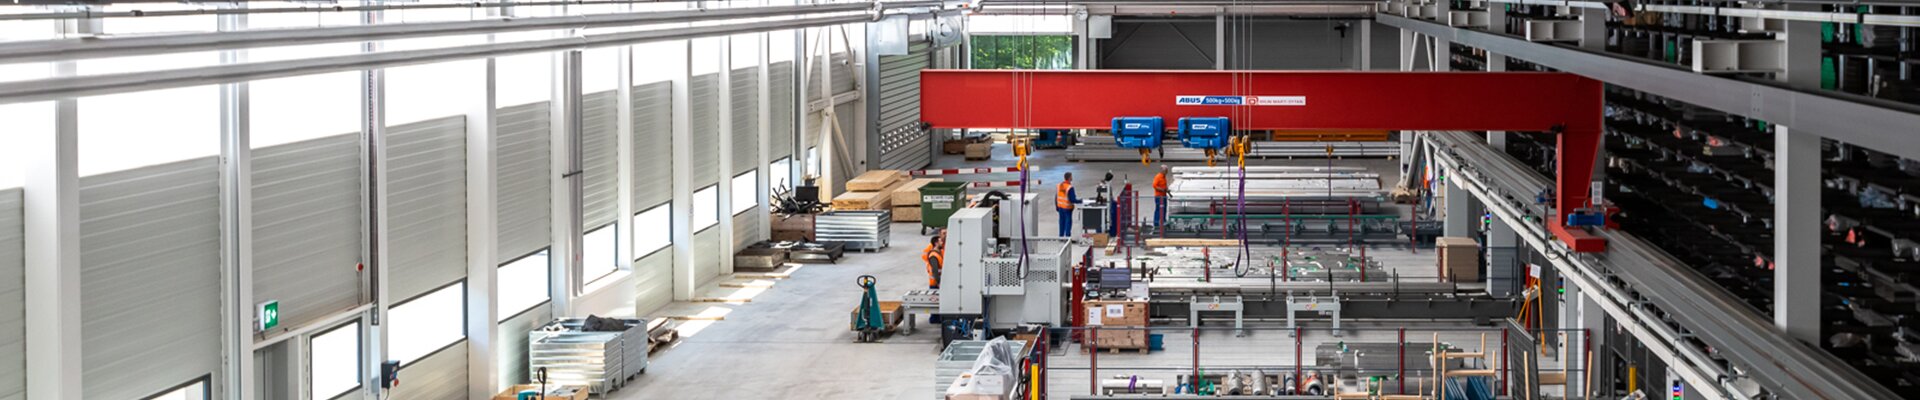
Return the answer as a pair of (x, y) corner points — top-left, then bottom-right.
(919, 182), (969, 234)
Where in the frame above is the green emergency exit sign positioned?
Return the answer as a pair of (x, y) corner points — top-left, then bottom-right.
(258, 300), (279, 332)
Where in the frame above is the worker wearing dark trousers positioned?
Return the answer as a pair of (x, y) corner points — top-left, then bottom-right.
(1056, 173), (1079, 237)
(1153, 165), (1170, 227)
(922, 232), (944, 289)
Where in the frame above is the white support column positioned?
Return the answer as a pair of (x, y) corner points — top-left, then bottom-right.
(1433, 0), (1451, 71)
(757, 32), (772, 231)
(1214, 10), (1226, 70)
(790, 30), (805, 186)
(25, 13), (87, 400)
(1578, 7), (1606, 51)
(551, 50), (583, 316)
(670, 41), (696, 300)
(1443, 168), (1475, 238)
(215, 5), (256, 399)
(1561, 277), (1588, 397)
(1487, 0), (1508, 35)
(1398, 28), (1417, 71)
(1356, 22), (1372, 70)
(464, 54), (502, 399)
(615, 43), (636, 271)
(360, 6), (392, 397)
(1773, 125), (1821, 344)
(718, 35), (737, 275)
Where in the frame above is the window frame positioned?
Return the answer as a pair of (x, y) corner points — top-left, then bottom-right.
(581, 223), (620, 286)
(387, 280), (468, 368)
(632, 203), (673, 260)
(769, 157), (793, 193)
(140, 374), (211, 400)
(693, 184), (720, 231)
(308, 320), (364, 400)
(496, 249), (552, 322)
(730, 170), (758, 216)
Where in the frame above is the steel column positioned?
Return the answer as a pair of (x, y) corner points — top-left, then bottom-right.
(1773, 126), (1821, 344)
(24, 12), (87, 400)
(465, 52), (502, 400)
(360, 5), (393, 397)
(215, 5), (256, 399)
(718, 34), (737, 275)
(670, 39), (695, 300)
(553, 50), (584, 313)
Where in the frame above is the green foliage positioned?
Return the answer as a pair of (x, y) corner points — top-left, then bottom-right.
(970, 35), (1075, 70)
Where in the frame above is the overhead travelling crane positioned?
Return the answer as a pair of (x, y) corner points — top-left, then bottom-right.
(919, 69), (1608, 252)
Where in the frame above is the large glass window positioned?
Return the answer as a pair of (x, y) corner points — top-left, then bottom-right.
(143, 377), (209, 400)
(731, 171), (758, 216)
(497, 251), (550, 321)
(806, 147), (820, 179)
(693, 186), (719, 230)
(309, 321), (362, 399)
(582, 225), (618, 285)
(970, 35), (1075, 70)
(632, 205), (672, 258)
(388, 283), (466, 365)
(387, 59), (485, 126)
(769, 158), (793, 193)
(496, 52), (554, 107)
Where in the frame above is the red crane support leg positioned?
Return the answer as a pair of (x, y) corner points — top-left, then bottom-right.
(1552, 127), (1607, 252)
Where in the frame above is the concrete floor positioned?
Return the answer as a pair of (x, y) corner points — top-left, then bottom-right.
(613, 147), (1542, 400)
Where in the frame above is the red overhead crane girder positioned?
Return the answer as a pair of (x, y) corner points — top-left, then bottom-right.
(919, 69), (1606, 252)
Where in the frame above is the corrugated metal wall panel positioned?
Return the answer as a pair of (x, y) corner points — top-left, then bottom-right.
(731, 210), (761, 249)
(633, 249), (673, 315)
(631, 81), (673, 209)
(694, 229), (721, 284)
(876, 40), (931, 171)
(582, 90), (619, 229)
(387, 116), (470, 302)
(497, 302), (551, 385)
(807, 53), (857, 100)
(392, 342), (466, 400)
(252, 133), (365, 331)
(730, 67), (760, 174)
(769, 62), (796, 160)
(0, 188), (22, 400)
(495, 102), (552, 263)
(689, 74), (720, 188)
(78, 157), (222, 400)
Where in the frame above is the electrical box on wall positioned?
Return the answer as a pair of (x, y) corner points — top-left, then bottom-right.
(380, 360), (401, 389)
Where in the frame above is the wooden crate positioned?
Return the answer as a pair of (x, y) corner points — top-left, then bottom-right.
(942, 139), (975, 154)
(831, 190), (891, 210)
(771, 213), (815, 242)
(1089, 330), (1149, 350)
(846, 170), (908, 192)
(892, 205), (922, 222)
(964, 143), (992, 160)
(1436, 236), (1480, 281)
(1085, 300), (1149, 327)
(892, 178), (942, 205)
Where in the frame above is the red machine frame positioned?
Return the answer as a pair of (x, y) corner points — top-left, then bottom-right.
(919, 69), (1606, 252)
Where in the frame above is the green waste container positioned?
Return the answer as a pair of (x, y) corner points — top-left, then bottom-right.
(919, 181), (969, 235)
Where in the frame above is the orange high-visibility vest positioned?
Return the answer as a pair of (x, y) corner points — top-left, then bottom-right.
(1056, 182), (1074, 210)
(922, 244), (944, 287)
(1153, 172), (1170, 197)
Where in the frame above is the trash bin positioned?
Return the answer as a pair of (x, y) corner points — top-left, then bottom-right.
(919, 182), (969, 234)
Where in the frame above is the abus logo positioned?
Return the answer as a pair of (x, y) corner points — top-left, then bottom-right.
(1123, 123), (1145, 129)
(1192, 124), (1212, 130)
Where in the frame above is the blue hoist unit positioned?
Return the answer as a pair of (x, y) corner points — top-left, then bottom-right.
(1112, 116), (1164, 164)
(1177, 117), (1231, 150)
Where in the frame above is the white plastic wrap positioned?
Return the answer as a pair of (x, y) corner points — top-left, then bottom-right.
(944, 338), (1024, 398)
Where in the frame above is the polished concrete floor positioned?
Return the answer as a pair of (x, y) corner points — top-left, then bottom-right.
(611, 146), (1542, 400)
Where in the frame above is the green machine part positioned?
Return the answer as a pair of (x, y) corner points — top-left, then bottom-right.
(853, 275), (883, 332)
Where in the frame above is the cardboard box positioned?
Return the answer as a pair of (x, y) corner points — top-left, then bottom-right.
(847, 170), (908, 192)
(1089, 330), (1149, 349)
(1085, 300), (1149, 327)
(964, 143), (993, 160)
(892, 178), (943, 205)
(494, 385), (590, 400)
(832, 190), (891, 210)
(1435, 236), (1480, 282)
(942, 139), (975, 154)
(892, 205), (923, 222)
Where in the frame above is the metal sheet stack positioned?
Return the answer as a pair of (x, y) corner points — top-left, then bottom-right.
(816, 210), (891, 250)
(1067, 141), (1399, 161)
(528, 318), (651, 395)
(1165, 166), (1388, 215)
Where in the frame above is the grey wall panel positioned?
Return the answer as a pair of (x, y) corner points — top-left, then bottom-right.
(806, 53), (857, 101)
(387, 116), (470, 302)
(730, 67), (761, 174)
(877, 40), (931, 171)
(690, 74), (720, 187)
(631, 81), (673, 209)
(496, 101), (552, 262)
(1229, 20), (1359, 70)
(497, 302), (551, 386)
(1099, 22), (1217, 69)
(633, 249), (673, 315)
(694, 229), (721, 284)
(1101, 19), (1359, 70)
(582, 90), (620, 229)
(253, 133), (365, 331)
(393, 341), (466, 400)
(78, 157), (222, 400)
(0, 188), (22, 400)
(1369, 21), (1400, 71)
(769, 62), (796, 161)
(731, 210), (761, 249)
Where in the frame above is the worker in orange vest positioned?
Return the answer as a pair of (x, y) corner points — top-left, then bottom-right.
(1152, 165), (1170, 227)
(1056, 172), (1079, 237)
(922, 230), (945, 289)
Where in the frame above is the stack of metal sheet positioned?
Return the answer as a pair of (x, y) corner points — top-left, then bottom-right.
(1166, 166), (1388, 215)
(817, 210), (892, 250)
(528, 318), (651, 394)
(1067, 141), (1399, 161)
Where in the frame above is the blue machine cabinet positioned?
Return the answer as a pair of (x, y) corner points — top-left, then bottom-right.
(1177, 117), (1231, 150)
(1111, 116), (1164, 150)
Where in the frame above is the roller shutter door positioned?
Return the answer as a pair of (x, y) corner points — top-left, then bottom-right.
(769, 62), (796, 161)
(387, 116), (469, 302)
(581, 90), (619, 229)
(391, 341), (466, 400)
(876, 39), (931, 171)
(253, 133), (365, 330)
(690, 74), (720, 189)
(730, 67), (760, 174)
(0, 188), (22, 400)
(80, 157), (222, 400)
(631, 82), (673, 210)
(495, 101), (552, 263)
